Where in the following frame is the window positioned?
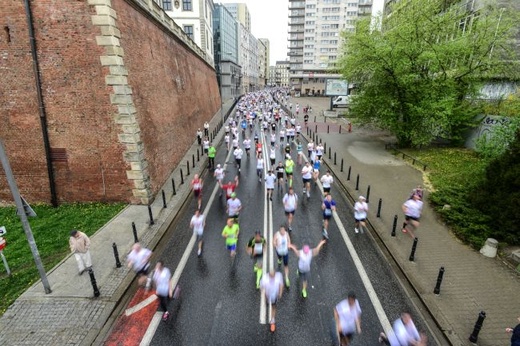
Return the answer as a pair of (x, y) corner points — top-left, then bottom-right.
(162, 0), (172, 10)
(182, 0), (192, 11)
(183, 25), (194, 40)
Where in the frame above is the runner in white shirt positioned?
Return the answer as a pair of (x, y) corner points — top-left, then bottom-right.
(214, 164), (225, 197)
(270, 133), (276, 147)
(260, 270), (284, 333)
(301, 161), (313, 198)
(190, 209), (205, 257)
(224, 134), (230, 151)
(269, 146), (277, 166)
(307, 141), (315, 161)
(402, 194), (423, 238)
(233, 147), (243, 172)
(289, 240), (326, 298)
(202, 138), (210, 154)
(265, 170), (276, 201)
(282, 187), (298, 232)
(354, 196), (368, 234)
(279, 129), (285, 144)
(273, 225), (291, 287)
(321, 171), (334, 195)
(243, 137), (252, 157)
(315, 143), (324, 160)
(232, 137), (239, 150)
(256, 157), (264, 182)
(226, 193), (242, 219)
(334, 293), (362, 345)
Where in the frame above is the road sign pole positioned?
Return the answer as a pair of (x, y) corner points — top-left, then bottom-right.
(0, 250), (11, 276)
(0, 139), (51, 293)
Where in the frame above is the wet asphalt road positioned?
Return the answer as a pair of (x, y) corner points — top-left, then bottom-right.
(149, 121), (434, 346)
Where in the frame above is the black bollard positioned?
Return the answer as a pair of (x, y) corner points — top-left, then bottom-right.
(186, 160), (190, 176)
(339, 125), (342, 134)
(391, 215), (398, 236)
(334, 152), (337, 165)
(148, 205), (155, 225)
(469, 311), (486, 343)
(192, 154), (195, 168)
(172, 178), (176, 196)
(201, 144), (204, 156)
(409, 237), (418, 261)
(315, 124), (317, 133)
(307, 127), (309, 136)
(314, 115), (316, 122)
(132, 222), (138, 243)
(366, 185), (371, 203)
(324, 142), (327, 153)
(210, 133), (213, 142)
(162, 190), (167, 208)
(355, 174), (359, 190)
(347, 166), (351, 180)
(112, 242), (122, 268)
(197, 149), (200, 162)
(377, 198), (382, 217)
(180, 169), (184, 185)
(327, 125), (330, 133)
(328, 147), (331, 160)
(340, 158), (344, 172)
(88, 267), (100, 297)
(433, 267), (445, 295)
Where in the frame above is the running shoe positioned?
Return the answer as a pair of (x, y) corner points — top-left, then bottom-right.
(197, 249), (202, 257)
(285, 277), (290, 288)
(402, 228), (407, 233)
(354, 228), (359, 234)
(322, 229), (329, 240)
(277, 258), (282, 265)
(270, 321), (276, 332)
(162, 311), (170, 321)
(302, 288), (307, 298)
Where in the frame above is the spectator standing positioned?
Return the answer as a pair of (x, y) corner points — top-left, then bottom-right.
(69, 230), (92, 275)
(203, 121), (209, 137)
(196, 128), (203, 145)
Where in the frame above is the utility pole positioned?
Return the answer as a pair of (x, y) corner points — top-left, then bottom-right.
(0, 139), (51, 293)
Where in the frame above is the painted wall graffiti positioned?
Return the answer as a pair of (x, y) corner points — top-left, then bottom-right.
(465, 115), (510, 149)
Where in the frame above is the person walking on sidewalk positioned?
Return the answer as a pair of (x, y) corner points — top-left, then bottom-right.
(322, 194), (336, 240)
(506, 316), (520, 346)
(196, 128), (203, 145)
(354, 196), (368, 234)
(208, 144), (216, 170)
(127, 243), (152, 286)
(246, 230), (266, 289)
(261, 270), (284, 333)
(222, 218), (240, 258)
(378, 312), (427, 345)
(190, 209), (205, 257)
(204, 121), (209, 137)
(69, 230), (92, 275)
(283, 187), (298, 232)
(334, 292), (362, 346)
(273, 225), (291, 288)
(289, 240), (326, 298)
(401, 194), (423, 238)
(152, 260), (173, 322)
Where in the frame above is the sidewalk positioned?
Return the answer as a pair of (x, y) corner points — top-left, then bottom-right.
(0, 98), (237, 346)
(293, 96), (520, 345)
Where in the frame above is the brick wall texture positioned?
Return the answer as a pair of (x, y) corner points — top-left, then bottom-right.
(0, 0), (220, 204)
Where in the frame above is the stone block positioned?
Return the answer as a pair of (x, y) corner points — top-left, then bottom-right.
(133, 179), (146, 189)
(118, 133), (140, 143)
(117, 104), (136, 115)
(112, 85), (132, 95)
(122, 125), (140, 134)
(91, 15), (116, 27)
(114, 114), (137, 125)
(105, 75), (128, 85)
(110, 93), (133, 105)
(95, 5), (118, 19)
(126, 170), (145, 180)
(132, 188), (150, 198)
(96, 35), (120, 47)
(87, 0), (112, 6)
(104, 46), (125, 57)
(109, 65), (128, 76)
(100, 55), (124, 66)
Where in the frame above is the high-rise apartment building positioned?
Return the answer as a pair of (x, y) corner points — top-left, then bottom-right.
(258, 38), (270, 88)
(275, 61), (290, 87)
(164, 0), (215, 66)
(288, 0), (373, 96)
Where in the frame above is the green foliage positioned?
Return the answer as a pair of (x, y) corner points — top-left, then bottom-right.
(338, 0), (520, 147)
(0, 202), (126, 315)
(472, 131), (520, 244)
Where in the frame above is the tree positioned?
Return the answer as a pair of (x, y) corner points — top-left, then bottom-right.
(338, 0), (519, 147)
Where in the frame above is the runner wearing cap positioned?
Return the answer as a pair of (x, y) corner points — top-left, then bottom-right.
(226, 192), (242, 220)
(247, 231), (266, 289)
(289, 240), (327, 298)
(354, 196), (368, 234)
(284, 154), (295, 188)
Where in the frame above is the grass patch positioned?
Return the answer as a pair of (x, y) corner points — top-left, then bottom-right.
(400, 148), (491, 248)
(0, 202), (126, 316)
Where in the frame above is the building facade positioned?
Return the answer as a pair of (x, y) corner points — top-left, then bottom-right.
(164, 0), (215, 66)
(213, 4), (242, 101)
(275, 61), (290, 87)
(222, 2), (252, 32)
(288, 0), (373, 95)
(257, 39), (268, 89)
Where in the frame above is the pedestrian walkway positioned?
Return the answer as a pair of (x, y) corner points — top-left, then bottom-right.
(291, 96), (520, 345)
(0, 99), (237, 346)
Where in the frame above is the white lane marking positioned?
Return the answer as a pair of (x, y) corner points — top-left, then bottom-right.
(302, 153), (393, 332)
(259, 129), (271, 325)
(139, 135), (235, 346)
(125, 294), (158, 316)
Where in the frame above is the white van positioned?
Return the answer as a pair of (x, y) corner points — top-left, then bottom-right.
(332, 95), (352, 108)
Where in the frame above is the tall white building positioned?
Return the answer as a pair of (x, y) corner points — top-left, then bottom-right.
(164, 0), (215, 66)
(288, 0), (373, 96)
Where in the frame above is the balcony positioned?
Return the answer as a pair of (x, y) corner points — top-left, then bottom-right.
(288, 50), (303, 57)
(288, 26), (304, 34)
(288, 1), (305, 10)
(288, 34), (304, 41)
(289, 10), (305, 18)
(288, 43), (304, 49)
(289, 18), (305, 25)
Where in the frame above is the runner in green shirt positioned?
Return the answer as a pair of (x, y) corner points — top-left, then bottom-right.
(208, 145), (216, 170)
(284, 154), (295, 188)
(222, 218), (240, 258)
(246, 231), (266, 289)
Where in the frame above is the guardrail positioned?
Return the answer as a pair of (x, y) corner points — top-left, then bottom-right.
(385, 144), (428, 171)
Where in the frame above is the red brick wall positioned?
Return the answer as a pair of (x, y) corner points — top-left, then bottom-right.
(113, 0), (220, 195)
(0, 0), (220, 204)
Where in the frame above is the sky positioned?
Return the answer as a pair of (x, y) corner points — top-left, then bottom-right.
(217, 0), (289, 66)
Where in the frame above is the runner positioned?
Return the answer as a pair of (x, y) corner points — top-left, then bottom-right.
(304, 113), (309, 127)
(202, 137), (210, 154)
(312, 159), (321, 183)
(276, 162), (285, 191)
(222, 218), (240, 258)
(296, 123), (302, 137)
(208, 144), (216, 170)
(220, 176), (239, 200)
(354, 196), (368, 234)
(269, 146), (277, 166)
(256, 141), (263, 159)
(190, 209), (205, 257)
(273, 225), (291, 287)
(289, 240), (327, 298)
(265, 170), (276, 201)
(260, 270), (284, 333)
(256, 155), (264, 182)
(316, 142), (324, 161)
(270, 133), (276, 147)
(246, 230), (266, 289)
(320, 170), (334, 196)
(279, 128), (285, 144)
(190, 174), (203, 210)
(284, 154), (295, 188)
(307, 140), (315, 161)
(379, 312), (427, 345)
(226, 192), (242, 220)
(296, 139), (303, 165)
(243, 137), (252, 157)
(322, 193), (336, 239)
(232, 136), (239, 151)
(334, 292), (362, 346)
(224, 134), (230, 151)
(152, 260), (173, 322)
(233, 146), (244, 173)
(214, 164), (225, 186)
(282, 186), (298, 232)
(401, 193), (423, 238)
(301, 161), (313, 199)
